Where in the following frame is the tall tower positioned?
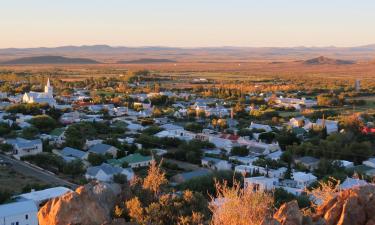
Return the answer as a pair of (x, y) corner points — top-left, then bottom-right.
(355, 79), (361, 92)
(44, 78), (53, 97)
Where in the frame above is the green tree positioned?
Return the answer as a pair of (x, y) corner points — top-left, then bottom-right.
(87, 153), (106, 166)
(231, 146), (249, 157)
(28, 115), (57, 133)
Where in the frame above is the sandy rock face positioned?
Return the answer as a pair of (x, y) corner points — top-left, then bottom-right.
(267, 185), (375, 225)
(38, 182), (121, 225)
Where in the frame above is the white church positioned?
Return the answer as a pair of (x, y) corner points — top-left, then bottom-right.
(23, 78), (57, 106)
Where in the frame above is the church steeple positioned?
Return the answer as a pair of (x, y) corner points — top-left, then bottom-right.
(44, 78), (53, 96)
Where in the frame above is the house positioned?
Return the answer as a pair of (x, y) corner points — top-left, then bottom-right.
(88, 143), (118, 157)
(244, 176), (278, 191)
(60, 111), (81, 124)
(234, 165), (287, 179)
(125, 122), (145, 132)
(0, 200), (38, 225)
(49, 127), (66, 146)
(171, 169), (211, 184)
(6, 138), (43, 159)
(340, 177), (368, 190)
(333, 160), (354, 168)
(201, 157), (232, 171)
(229, 155), (259, 165)
(316, 119), (338, 134)
(363, 158), (375, 168)
(207, 135), (234, 153)
(85, 163), (134, 182)
(289, 116), (310, 128)
(60, 147), (88, 162)
(273, 97), (317, 110)
(292, 172), (317, 189)
(108, 153), (153, 168)
(295, 156), (320, 170)
(266, 150), (283, 161)
(155, 124), (195, 141)
(249, 122), (272, 132)
(14, 187), (72, 207)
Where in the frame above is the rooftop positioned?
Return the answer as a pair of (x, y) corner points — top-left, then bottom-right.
(0, 200), (38, 217)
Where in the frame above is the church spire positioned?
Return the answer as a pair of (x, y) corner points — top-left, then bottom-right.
(47, 78), (51, 87)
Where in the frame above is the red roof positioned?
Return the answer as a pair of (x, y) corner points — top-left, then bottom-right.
(219, 134), (240, 141)
(362, 127), (375, 134)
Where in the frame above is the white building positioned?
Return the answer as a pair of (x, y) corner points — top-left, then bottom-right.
(23, 78), (56, 106)
(85, 163), (134, 182)
(249, 122), (272, 132)
(244, 176), (278, 191)
(201, 157), (232, 171)
(14, 187), (72, 207)
(293, 172), (317, 189)
(235, 165), (287, 179)
(315, 119), (338, 134)
(6, 138), (43, 159)
(0, 200), (38, 225)
(363, 158), (375, 168)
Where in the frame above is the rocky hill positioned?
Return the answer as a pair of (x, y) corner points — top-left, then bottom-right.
(0, 55), (100, 64)
(265, 185), (375, 225)
(304, 56), (355, 65)
(38, 182), (121, 225)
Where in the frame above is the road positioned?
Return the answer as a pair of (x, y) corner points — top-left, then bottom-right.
(0, 154), (78, 189)
(164, 158), (201, 171)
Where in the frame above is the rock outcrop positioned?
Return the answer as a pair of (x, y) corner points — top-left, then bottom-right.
(265, 185), (375, 225)
(38, 181), (121, 225)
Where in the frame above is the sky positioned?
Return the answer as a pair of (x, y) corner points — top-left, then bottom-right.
(1, 0), (375, 48)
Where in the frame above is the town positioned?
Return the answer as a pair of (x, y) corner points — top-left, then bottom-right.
(0, 67), (374, 224)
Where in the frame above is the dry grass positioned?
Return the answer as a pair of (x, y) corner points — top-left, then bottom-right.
(209, 180), (274, 225)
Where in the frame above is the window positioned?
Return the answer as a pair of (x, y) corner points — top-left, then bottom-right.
(26, 214), (29, 220)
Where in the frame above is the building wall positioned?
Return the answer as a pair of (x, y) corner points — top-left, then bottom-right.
(1, 211), (38, 225)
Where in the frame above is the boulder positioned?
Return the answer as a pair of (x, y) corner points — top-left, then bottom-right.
(273, 185), (375, 225)
(273, 200), (303, 225)
(38, 181), (121, 225)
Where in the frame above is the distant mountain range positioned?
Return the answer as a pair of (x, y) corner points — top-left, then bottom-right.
(0, 44), (375, 62)
(117, 58), (177, 64)
(0, 55), (100, 65)
(303, 56), (355, 65)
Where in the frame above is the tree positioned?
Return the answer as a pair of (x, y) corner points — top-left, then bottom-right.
(0, 143), (13, 153)
(113, 173), (127, 184)
(143, 160), (167, 198)
(21, 127), (39, 139)
(113, 205), (124, 218)
(231, 146), (249, 157)
(87, 153), (106, 166)
(184, 122), (203, 133)
(63, 159), (85, 176)
(28, 115), (57, 133)
(126, 197), (144, 223)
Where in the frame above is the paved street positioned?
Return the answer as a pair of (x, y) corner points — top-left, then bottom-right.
(0, 154), (78, 189)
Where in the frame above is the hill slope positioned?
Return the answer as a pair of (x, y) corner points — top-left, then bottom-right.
(304, 56), (355, 65)
(117, 58), (177, 64)
(0, 55), (100, 64)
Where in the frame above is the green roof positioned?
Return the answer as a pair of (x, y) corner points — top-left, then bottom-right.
(108, 153), (152, 166)
(292, 127), (307, 135)
(50, 127), (65, 136)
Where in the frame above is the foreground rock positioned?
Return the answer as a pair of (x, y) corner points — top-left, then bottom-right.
(38, 181), (121, 225)
(265, 185), (375, 225)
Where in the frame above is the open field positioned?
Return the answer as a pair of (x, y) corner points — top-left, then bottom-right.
(1, 61), (375, 82)
(0, 166), (48, 193)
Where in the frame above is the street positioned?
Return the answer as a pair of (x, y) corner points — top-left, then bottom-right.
(0, 154), (78, 190)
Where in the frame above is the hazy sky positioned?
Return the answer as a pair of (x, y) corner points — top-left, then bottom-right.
(1, 0), (375, 48)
